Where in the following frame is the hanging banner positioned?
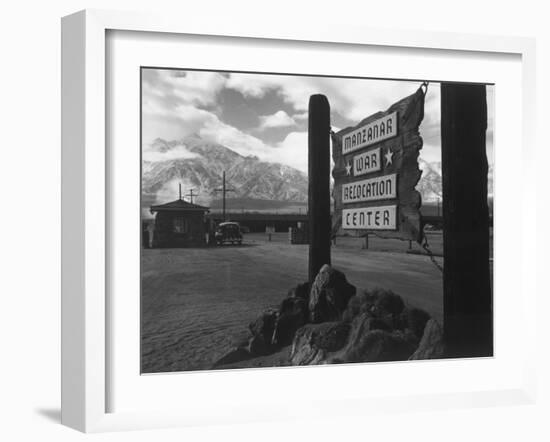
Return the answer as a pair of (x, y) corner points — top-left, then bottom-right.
(331, 86), (426, 242)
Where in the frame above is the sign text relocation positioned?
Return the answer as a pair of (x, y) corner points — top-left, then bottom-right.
(342, 173), (397, 204)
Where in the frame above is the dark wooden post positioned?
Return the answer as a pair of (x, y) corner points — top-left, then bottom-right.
(308, 94), (331, 283)
(441, 83), (492, 358)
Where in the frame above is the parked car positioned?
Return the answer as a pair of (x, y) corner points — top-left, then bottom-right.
(215, 222), (243, 245)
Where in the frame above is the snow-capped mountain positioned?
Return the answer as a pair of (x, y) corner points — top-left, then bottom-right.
(418, 159), (442, 202)
(142, 135), (308, 209)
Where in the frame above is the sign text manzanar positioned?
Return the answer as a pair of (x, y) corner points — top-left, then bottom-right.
(331, 87), (426, 242)
(342, 112), (398, 154)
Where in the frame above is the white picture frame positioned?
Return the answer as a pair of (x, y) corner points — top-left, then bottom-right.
(61, 9), (537, 433)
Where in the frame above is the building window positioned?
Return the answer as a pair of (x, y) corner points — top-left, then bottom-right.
(173, 217), (189, 233)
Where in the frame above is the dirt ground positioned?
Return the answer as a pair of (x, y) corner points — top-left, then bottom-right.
(141, 232), (444, 374)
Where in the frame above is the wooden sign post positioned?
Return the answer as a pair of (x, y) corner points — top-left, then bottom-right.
(331, 86), (426, 242)
(441, 83), (492, 358)
(308, 94), (331, 283)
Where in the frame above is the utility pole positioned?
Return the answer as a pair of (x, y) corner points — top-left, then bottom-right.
(214, 171), (236, 221)
(185, 189), (198, 204)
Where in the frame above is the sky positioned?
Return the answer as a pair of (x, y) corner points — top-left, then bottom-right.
(141, 69), (494, 173)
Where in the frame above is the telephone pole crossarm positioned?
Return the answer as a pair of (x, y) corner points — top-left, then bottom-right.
(185, 188), (198, 204)
(214, 171), (236, 221)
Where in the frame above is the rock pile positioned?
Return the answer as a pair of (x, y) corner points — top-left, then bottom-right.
(212, 265), (445, 368)
(309, 265), (356, 323)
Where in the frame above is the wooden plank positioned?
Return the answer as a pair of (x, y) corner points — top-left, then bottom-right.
(441, 83), (493, 358)
(332, 87), (425, 242)
(342, 205), (397, 230)
(341, 174), (397, 204)
(352, 147), (382, 176)
(341, 111), (398, 153)
(308, 94), (332, 283)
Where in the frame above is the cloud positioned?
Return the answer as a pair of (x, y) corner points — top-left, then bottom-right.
(142, 70), (308, 171)
(225, 74), (281, 98)
(156, 70), (226, 106)
(143, 143), (203, 162)
(419, 142), (442, 164)
(141, 79), (269, 161)
(142, 69), (228, 143)
(265, 132), (308, 173)
(226, 73), (425, 123)
(200, 117), (268, 157)
(142, 101), (219, 143)
(258, 110), (296, 130)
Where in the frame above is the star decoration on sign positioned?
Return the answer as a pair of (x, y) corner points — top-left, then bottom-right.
(345, 161), (352, 176)
(385, 148), (394, 167)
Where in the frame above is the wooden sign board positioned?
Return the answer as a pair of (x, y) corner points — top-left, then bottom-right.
(332, 87), (426, 242)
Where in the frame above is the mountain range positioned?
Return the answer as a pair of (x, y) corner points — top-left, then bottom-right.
(142, 135), (308, 211)
(142, 135), (479, 213)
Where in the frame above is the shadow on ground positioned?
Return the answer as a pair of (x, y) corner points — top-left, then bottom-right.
(35, 408), (61, 423)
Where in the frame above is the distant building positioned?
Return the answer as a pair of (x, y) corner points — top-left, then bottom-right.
(207, 212), (309, 233)
(149, 198), (210, 248)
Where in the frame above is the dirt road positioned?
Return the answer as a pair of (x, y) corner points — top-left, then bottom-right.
(141, 233), (443, 373)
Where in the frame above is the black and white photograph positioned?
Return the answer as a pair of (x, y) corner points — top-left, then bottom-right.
(5, 0), (549, 439)
(140, 68), (494, 373)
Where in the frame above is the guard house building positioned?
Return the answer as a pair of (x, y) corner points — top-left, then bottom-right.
(149, 198), (210, 248)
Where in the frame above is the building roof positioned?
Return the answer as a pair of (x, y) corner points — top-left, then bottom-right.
(150, 198), (210, 213)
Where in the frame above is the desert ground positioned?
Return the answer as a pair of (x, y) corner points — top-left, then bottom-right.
(141, 232), (450, 373)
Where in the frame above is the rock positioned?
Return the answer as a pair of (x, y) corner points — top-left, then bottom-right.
(272, 297), (309, 346)
(371, 289), (405, 318)
(331, 313), (392, 363)
(211, 347), (251, 368)
(342, 294), (363, 323)
(288, 282), (310, 300)
(279, 296), (309, 317)
(249, 308), (278, 344)
(231, 329), (252, 349)
(290, 342), (326, 366)
(397, 307), (431, 338)
(309, 265), (356, 323)
(247, 334), (269, 356)
(336, 327), (418, 363)
(290, 322), (351, 365)
(350, 312), (393, 337)
(409, 319), (445, 360)
(342, 289), (405, 323)
(341, 291), (377, 322)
